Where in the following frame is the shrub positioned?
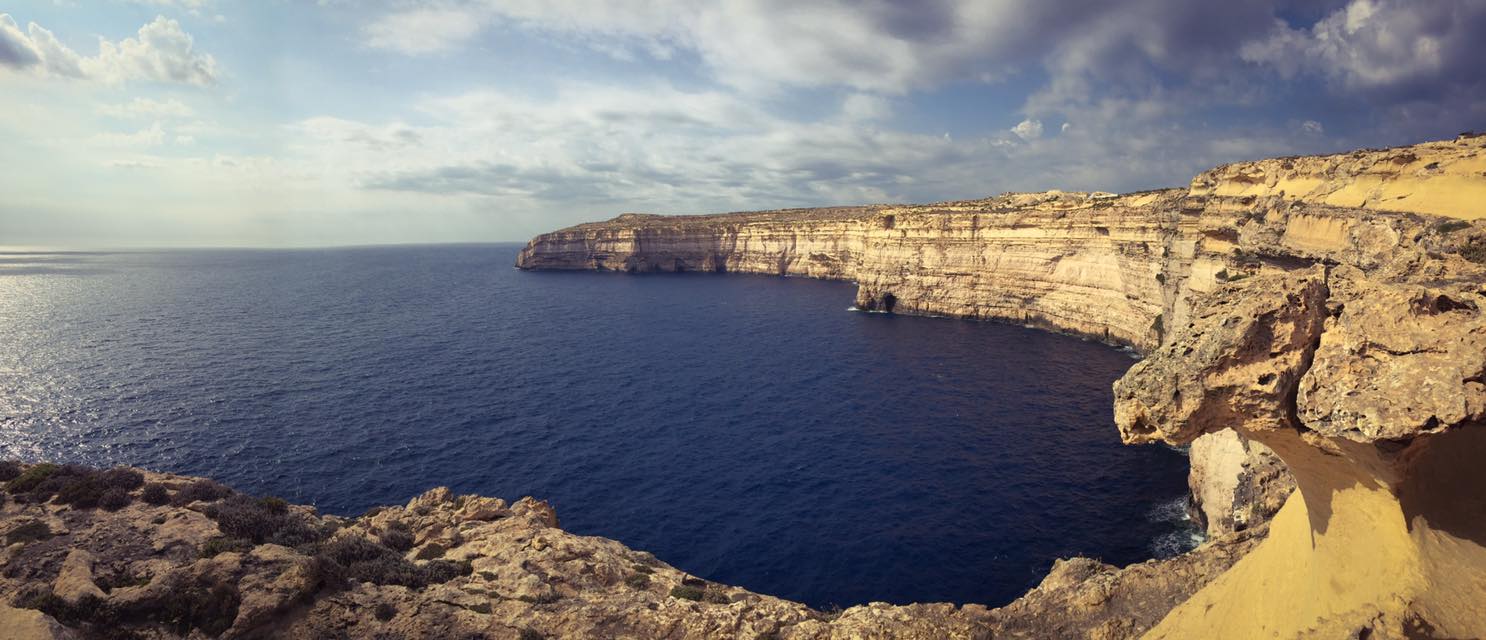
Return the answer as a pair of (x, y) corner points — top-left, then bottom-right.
(11, 584), (96, 625)
(1461, 238), (1486, 264)
(141, 483), (171, 505)
(100, 467), (145, 491)
(100, 488), (133, 511)
(157, 572), (241, 637)
(624, 573), (651, 589)
(205, 494), (324, 547)
(1436, 219), (1472, 234)
(0, 460), (21, 482)
(317, 535), (423, 588)
(669, 585), (704, 601)
(54, 473), (109, 509)
(200, 536), (254, 558)
(5, 519), (53, 545)
(705, 589), (731, 604)
(173, 479), (232, 505)
(378, 527), (414, 552)
(518, 592), (561, 605)
(519, 629), (545, 640)
(312, 534), (471, 590)
(5, 463), (59, 493)
(374, 602), (397, 621)
(421, 559), (472, 584)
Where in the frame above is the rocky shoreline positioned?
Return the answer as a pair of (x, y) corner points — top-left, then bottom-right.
(517, 134), (1486, 637)
(1, 462), (1260, 639)
(7, 135), (1486, 638)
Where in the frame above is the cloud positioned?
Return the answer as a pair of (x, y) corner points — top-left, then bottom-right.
(98, 97), (195, 119)
(0, 13), (217, 85)
(278, 78), (1324, 225)
(0, 15), (40, 68)
(1011, 118), (1043, 140)
(89, 122), (167, 148)
(1240, 0), (1486, 95)
(364, 7), (487, 55)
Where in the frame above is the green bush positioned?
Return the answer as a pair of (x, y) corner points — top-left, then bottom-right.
(141, 483), (171, 505)
(669, 585), (704, 601)
(48, 466), (139, 509)
(624, 573), (651, 589)
(4, 463), (59, 493)
(200, 536), (255, 558)
(0, 460), (21, 482)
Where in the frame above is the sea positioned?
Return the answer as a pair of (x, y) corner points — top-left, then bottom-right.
(0, 243), (1197, 608)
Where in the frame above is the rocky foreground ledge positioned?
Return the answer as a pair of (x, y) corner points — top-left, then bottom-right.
(1, 462), (1260, 639)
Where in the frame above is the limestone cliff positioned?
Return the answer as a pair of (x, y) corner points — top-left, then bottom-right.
(0, 462), (1259, 639)
(519, 134), (1486, 637)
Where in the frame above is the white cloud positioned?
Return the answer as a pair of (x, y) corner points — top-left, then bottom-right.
(356, 1), (1087, 92)
(90, 122), (167, 148)
(1240, 0), (1486, 93)
(1011, 118), (1043, 140)
(840, 93), (891, 122)
(364, 8), (487, 55)
(0, 13), (217, 85)
(1301, 120), (1324, 135)
(98, 97), (195, 119)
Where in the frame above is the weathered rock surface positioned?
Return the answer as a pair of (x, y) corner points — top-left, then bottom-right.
(1114, 234), (1486, 636)
(519, 134), (1486, 637)
(0, 464), (1256, 639)
(1185, 429), (1294, 537)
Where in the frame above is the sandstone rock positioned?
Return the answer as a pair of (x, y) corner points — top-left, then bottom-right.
(455, 495), (508, 521)
(1113, 258), (1486, 637)
(52, 550), (104, 606)
(0, 602), (75, 640)
(1187, 429), (1293, 536)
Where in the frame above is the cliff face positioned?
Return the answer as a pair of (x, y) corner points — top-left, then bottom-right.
(517, 135), (1486, 355)
(519, 134), (1486, 637)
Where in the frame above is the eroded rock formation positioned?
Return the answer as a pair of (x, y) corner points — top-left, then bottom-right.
(6, 136), (1484, 638)
(518, 134), (1486, 637)
(1116, 255), (1486, 638)
(0, 463), (1258, 639)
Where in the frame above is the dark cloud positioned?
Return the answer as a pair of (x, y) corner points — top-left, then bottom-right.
(0, 14), (42, 68)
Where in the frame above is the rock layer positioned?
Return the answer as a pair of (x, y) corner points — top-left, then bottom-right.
(519, 134), (1486, 636)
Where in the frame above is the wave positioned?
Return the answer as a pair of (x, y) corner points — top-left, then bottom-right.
(1147, 496), (1205, 558)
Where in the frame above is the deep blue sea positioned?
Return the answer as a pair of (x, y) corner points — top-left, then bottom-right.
(0, 244), (1195, 608)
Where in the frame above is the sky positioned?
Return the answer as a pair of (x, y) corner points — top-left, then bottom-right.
(2, 1), (1485, 247)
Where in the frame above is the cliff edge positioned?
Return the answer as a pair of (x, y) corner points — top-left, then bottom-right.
(518, 134), (1486, 638)
(0, 462), (1260, 639)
